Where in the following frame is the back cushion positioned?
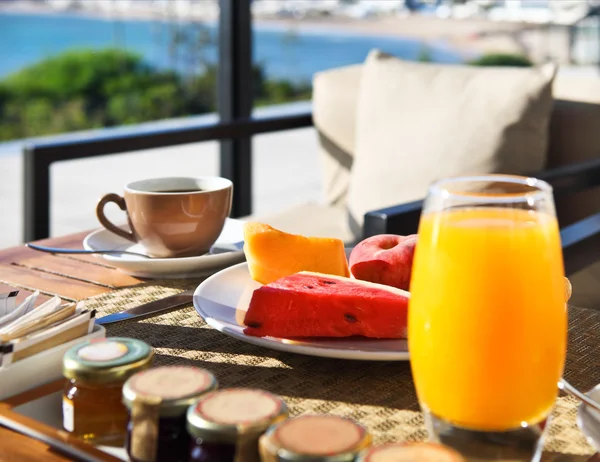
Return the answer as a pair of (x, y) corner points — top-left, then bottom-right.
(347, 50), (557, 235)
(312, 64), (362, 208)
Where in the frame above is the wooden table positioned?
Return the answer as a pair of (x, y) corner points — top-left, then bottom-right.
(0, 231), (144, 461)
(0, 232), (599, 462)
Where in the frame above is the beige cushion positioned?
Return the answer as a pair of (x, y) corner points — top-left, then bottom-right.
(553, 74), (600, 105)
(312, 65), (362, 209)
(346, 50), (557, 233)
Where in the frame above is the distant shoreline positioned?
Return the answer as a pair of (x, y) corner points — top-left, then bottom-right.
(1, 2), (574, 71)
(0, 1), (511, 56)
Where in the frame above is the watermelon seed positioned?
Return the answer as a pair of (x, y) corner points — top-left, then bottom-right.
(303, 285), (314, 289)
(320, 280), (336, 285)
(246, 321), (262, 329)
(344, 314), (358, 323)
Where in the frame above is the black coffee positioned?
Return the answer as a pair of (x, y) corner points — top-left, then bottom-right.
(155, 189), (204, 193)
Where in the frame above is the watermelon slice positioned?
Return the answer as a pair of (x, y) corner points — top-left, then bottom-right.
(243, 271), (409, 339)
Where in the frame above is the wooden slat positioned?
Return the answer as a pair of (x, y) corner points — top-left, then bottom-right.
(0, 231), (92, 265)
(0, 283), (53, 307)
(16, 256), (141, 288)
(33, 231), (91, 248)
(0, 426), (71, 462)
(60, 253), (116, 266)
(0, 242), (118, 274)
(20, 228), (134, 268)
(0, 264), (111, 301)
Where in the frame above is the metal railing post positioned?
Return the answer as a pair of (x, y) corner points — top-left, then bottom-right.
(218, 0), (253, 218)
(23, 146), (51, 242)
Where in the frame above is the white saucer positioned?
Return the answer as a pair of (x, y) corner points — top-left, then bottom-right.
(192, 261), (410, 361)
(577, 383), (600, 451)
(83, 218), (246, 279)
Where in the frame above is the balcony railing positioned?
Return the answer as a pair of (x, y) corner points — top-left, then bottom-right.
(22, 0), (314, 242)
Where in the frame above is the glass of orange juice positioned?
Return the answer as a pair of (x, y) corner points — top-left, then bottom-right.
(409, 175), (567, 462)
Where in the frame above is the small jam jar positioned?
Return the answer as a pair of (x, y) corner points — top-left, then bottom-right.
(62, 337), (154, 446)
(187, 388), (289, 462)
(122, 365), (218, 462)
(357, 442), (465, 462)
(259, 415), (372, 462)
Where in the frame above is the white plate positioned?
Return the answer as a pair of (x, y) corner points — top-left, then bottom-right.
(192, 262), (410, 361)
(577, 384), (600, 451)
(83, 218), (246, 278)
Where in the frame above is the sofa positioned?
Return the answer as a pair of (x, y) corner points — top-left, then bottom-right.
(253, 54), (600, 307)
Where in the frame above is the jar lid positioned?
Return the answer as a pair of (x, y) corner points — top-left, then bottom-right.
(357, 442), (465, 462)
(186, 388), (288, 443)
(259, 415), (372, 461)
(63, 337), (153, 385)
(123, 366), (218, 417)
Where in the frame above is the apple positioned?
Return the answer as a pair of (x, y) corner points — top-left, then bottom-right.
(349, 234), (417, 291)
(564, 277), (572, 302)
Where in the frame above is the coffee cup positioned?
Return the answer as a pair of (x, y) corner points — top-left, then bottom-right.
(96, 177), (233, 258)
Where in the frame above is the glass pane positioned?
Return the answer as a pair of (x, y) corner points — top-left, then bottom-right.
(0, 2), (219, 142)
(51, 142), (219, 237)
(0, 2), (221, 246)
(250, 4), (467, 110)
(252, 128), (322, 218)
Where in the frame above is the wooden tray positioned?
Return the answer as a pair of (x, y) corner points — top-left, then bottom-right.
(0, 379), (127, 462)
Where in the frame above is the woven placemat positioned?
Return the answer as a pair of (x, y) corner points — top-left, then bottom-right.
(82, 280), (598, 457)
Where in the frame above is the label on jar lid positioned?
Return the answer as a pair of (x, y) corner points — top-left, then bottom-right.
(63, 337), (154, 384)
(66, 337), (152, 369)
(77, 340), (128, 362)
(197, 389), (282, 425)
(129, 366), (216, 399)
(273, 415), (368, 457)
(361, 442), (465, 462)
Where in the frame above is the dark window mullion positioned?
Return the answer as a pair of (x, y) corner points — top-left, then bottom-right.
(218, 0), (253, 218)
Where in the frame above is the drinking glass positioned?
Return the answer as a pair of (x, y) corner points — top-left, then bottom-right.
(408, 175), (567, 462)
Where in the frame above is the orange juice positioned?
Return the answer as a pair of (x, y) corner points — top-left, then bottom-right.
(409, 207), (567, 431)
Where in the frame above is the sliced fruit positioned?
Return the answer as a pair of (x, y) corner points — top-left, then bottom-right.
(349, 234), (417, 290)
(243, 271), (409, 339)
(564, 277), (572, 302)
(243, 222), (349, 285)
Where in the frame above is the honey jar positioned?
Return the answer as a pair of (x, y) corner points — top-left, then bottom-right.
(357, 442), (466, 462)
(62, 337), (154, 446)
(187, 388), (289, 462)
(122, 365), (218, 462)
(259, 414), (372, 462)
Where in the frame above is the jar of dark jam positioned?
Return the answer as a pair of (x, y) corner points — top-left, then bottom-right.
(259, 414), (372, 462)
(62, 337), (154, 446)
(357, 442), (465, 462)
(187, 388), (288, 462)
(122, 365), (218, 462)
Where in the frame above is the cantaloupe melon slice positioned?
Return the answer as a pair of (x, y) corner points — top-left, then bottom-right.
(243, 222), (350, 285)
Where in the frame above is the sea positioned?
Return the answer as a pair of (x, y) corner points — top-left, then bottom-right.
(0, 11), (467, 82)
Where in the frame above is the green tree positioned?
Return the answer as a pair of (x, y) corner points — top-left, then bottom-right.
(469, 53), (533, 67)
(417, 43), (433, 63)
(0, 48), (312, 141)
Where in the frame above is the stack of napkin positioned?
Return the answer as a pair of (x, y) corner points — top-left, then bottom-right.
(0, 291), (95, 367)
